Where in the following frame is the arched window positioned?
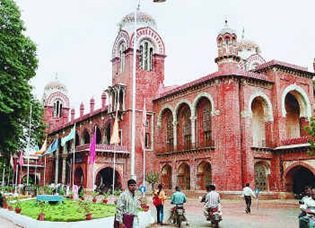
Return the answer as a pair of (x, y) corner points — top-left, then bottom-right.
(119, 42), (126, 73)
(53, 99), (62, 118)
(139, 40), (154, 71)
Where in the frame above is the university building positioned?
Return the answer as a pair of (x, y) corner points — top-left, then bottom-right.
(20, 11), (315, 197)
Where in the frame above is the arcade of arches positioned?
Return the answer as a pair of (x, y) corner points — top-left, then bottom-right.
(72, 166), (121, 192)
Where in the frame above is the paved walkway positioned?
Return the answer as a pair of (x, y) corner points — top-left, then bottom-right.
(0, 198), (300, 228)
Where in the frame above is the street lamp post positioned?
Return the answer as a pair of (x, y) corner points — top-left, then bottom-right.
(130, 0), (166, 181)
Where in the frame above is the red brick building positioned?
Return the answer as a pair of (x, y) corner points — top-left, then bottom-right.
(21, 12), (315, 197)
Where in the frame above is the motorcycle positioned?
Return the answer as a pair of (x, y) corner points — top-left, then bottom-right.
(170, 204), (186, 227)
(206, 206), (222, 228)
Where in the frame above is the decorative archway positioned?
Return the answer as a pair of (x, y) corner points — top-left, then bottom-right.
(196, 161), (212, 190)
(284, 164), (315, 194)
(161, 164), (172, 190)
(177, 163), (190, 190)
(74, 167), (84, 186)
(254, 162), (270, 191)
(95, 167), (121, 194)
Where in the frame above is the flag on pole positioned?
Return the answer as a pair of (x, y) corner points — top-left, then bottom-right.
(10, 154), (14, 168)
(44, 138), (58, 155)
(19, 152), (24, 165)
(110, 110), (120, 145)
(61, 125), (75, 147)
(89, 130), (97, 164)
(140, 101), (147, 150)
(35, 138), (47, 155)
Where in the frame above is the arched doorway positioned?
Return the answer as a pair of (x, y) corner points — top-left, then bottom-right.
(196, 161), (211, 190)
(161, 164), (172, 189)
(285, 165), (315, 195)
(21, 174), (37, 185)
(95, 167), (121, 194)
(74, 167), (84, 186)
(177, 163), (190, 190)
(254, 162), (269, 191)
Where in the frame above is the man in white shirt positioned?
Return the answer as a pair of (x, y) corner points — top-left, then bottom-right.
(299, 187), (315, 228)
(203, 185), (222, 218)
(241, 183), (256, 213)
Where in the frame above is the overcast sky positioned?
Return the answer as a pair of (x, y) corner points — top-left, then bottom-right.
(15, 0), (315, 115)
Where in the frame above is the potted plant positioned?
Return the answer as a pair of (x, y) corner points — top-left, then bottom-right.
(69, 190), (74, 199)
(102, 192), (109, 204)
(37, 200), (47, 221)
(7, 196), (13, 211)
(14, 197), (22, 214)
(139, 196), (149, 212)
(77, 200), (92, 220)
(2, 196), (8, 209)
(79, 188), (85, 200)
(91, 191), (98, 203)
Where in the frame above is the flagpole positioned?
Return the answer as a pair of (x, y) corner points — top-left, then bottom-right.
(130, 0), (141, 181)
(112, 144), (116, 194)
(15, 164), (18, 193)
(44, 156), (46, 186)
(35, 158), (37, 185)
(26, 103), (32, 186)
(72, 124), (76, 188)
(8, 162), (10, 186)
(92, 126), (96, 192)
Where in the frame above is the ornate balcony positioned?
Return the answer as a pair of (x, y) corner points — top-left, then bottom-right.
(75, 144), (129, 155)
(280, 136), (313, 146)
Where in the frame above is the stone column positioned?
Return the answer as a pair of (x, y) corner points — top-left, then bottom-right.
(54, 134), (59, 185)
(190, 116), (196, 148)
(173, 121), (178, 151)
(61, 154), (67, 185)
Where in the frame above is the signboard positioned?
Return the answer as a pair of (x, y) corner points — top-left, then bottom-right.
(139, 185), (146, 193)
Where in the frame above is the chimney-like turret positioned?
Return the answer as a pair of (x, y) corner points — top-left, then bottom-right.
(80, 102), (84, 117)
(90, 97), (95, 112)
(71, 108), (75, 121)
(101, 92), (107, 108)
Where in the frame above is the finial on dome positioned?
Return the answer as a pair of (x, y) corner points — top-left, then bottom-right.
(242, 27), (245, 40)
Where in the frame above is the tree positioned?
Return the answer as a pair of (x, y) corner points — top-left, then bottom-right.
(145, 171), (160, 191)
(0, 0), (45, 162)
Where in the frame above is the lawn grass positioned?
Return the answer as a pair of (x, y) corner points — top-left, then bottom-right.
(17, 198), (116, 222)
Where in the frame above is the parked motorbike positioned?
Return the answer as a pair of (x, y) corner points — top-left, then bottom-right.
(170, 204), (186, 227)
(206, 207), (222, 228)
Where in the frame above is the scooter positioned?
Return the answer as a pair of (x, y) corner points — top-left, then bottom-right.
(170, 204), (186, 227)
(206, 206), (222, 228)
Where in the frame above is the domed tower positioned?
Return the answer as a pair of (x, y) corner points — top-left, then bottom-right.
(215, 20), (240, 73)
(42, 78), (70, 131)
(109, 11), (166, 113)
(237, 30), (265, 71)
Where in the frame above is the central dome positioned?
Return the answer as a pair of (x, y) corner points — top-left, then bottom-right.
(119, 11), (157, 32)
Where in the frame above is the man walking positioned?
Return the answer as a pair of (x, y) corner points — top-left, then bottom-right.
(115, 179), (140, 228)
(242, 183), (256, 214)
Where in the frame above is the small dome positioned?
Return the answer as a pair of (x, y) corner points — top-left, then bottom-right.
(218, 20), (236, 36)
(119, 11), (157, 31)
(44, 78), (67, 93)
(237, 39), (260, 53)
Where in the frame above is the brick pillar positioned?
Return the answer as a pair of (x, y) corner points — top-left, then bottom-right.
(71, 108), (75, 121)
(55, 134), (59, 185)
(61, 154), (67, 185)
(173, 121), (178, 151)
(190, 116), (196, 147)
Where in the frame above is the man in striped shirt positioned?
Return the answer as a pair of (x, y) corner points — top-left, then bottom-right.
(115, 179), (140, 228)
(203, 185), (221, 218)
